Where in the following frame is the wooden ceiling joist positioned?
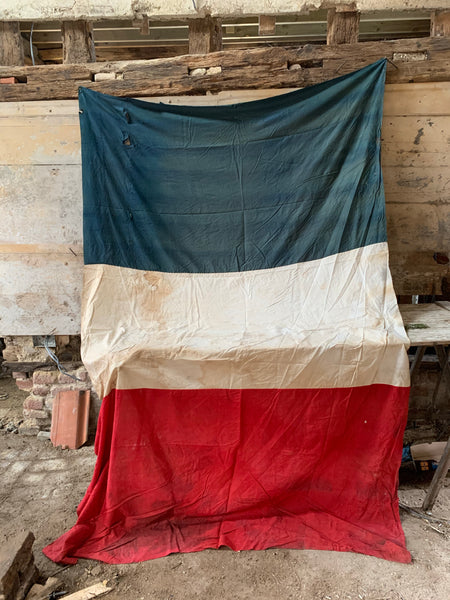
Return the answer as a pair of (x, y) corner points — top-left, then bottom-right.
(15, 11), (433, 64)
(327, 7), (360, 45)
(188, 16), (223, 54)
(0, 37), (449, 102)
(61, 21), (96, 63)
(431, 10), (450, 36)
(0, 22), (24, 66)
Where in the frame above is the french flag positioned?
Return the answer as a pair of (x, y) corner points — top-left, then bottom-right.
(44, 59), (411, 565)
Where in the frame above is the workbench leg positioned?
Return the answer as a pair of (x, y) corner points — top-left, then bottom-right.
(422, 435), (450, 512)
(410, 346), (426, 380)
(432, 345), (450, 426)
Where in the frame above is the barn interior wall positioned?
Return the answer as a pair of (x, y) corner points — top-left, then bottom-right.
(0, 83), (449, 336)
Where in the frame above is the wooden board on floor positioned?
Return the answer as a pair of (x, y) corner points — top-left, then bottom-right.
(0, 82), (449, 333)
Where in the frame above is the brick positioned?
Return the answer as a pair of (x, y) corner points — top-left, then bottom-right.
(75, 368), (89, 382)
(32, 384), (49, 397)
(0, 77), (18, 84)
(57, 372), (81, 384)
(12, 372), (27, 380)
(32, 370), (58, 386)
(15, 379), (33, 392)
(23, 408), (48, 420)
(23, 396), (44, 411)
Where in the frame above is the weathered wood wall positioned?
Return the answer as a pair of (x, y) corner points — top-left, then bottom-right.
(0, 82), (449, 334)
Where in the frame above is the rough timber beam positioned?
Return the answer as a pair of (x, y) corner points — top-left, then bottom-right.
(0, 37), (449, 102)
(189, 16), (222, 54)
(431, 11), (450, 36)
(62, 21), (96, 64)
(0, 22), (24, 66)
(327, 6), (360, 45)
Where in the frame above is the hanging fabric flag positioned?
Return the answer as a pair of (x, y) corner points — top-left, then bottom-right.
(44, 59), (411, 565)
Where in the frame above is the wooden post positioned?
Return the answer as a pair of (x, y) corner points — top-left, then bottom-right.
(422, 436), (450, 511)
(431, 11), (450, 37)
(259, 16), (276, 36)
(327, 7), (360, 45)
(189, 16), (222, 54)
(0, 22), (24, 66)
(61, 21), (96, 64)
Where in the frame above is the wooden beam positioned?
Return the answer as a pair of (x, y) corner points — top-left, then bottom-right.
(422, 435), (450, 511)
(0, 37), (450, 102)
(431, 11), (450, 37)
(61, 21), (96, 64)
(189, 16), (222, 54)
(40, 45), (189, 64)
(0, 22), (24, 66)
(259, 16), (276, 36)
(327, 7), (360, 45)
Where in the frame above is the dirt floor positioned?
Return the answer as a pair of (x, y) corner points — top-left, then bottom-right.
(0, 375), (449, 600)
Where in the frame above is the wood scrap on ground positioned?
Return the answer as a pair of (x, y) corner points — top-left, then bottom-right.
(56, 582), (112, 600)
(0, 531), (38, 600)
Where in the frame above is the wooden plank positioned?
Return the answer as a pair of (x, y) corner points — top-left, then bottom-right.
(381, 115), (450, 145)
(399, 304), (450, 345)
(387, 200), (450, 295)
(327, 8), (360, 45)
(188, 17), (222, 54)
(57, 582), (112, 600)
(0, 37), (449, 102)
(387, 203), (449, 251)
(0, 82), (447, 116)
(0, 22), (24, 66)
(383, 165), (450, 202)
(382, 147), (450, 169)
(383, 82), (450, 116)
(61, 21), (96, 64)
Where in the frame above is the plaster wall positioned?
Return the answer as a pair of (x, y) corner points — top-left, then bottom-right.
(0, 1), (449, 22)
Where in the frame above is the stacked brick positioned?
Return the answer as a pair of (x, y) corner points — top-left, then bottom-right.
(12, 367), (92, 435)
(0, 532), (38, 600)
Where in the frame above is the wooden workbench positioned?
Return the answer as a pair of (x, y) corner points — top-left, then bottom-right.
(399, 302), (450, 512)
